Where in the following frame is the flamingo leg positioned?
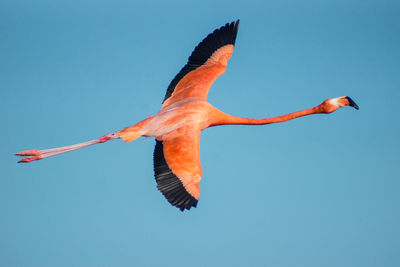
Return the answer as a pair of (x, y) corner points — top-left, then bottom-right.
(15, 133), (120, 163)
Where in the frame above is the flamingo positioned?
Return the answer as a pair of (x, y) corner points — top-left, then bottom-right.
(15, 20), (359, 211)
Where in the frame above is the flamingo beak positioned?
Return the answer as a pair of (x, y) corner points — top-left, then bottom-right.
(345, 96), (359, 110)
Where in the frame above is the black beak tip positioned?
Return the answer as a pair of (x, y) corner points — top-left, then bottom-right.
(346, 96), (359, 110)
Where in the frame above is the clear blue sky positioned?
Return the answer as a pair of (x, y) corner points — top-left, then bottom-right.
(1, 0), (399, 266)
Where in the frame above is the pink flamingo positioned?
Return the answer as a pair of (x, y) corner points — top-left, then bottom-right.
(16, 20), (359, 210)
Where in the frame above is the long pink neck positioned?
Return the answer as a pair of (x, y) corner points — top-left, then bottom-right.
(212, 106), (321, 126)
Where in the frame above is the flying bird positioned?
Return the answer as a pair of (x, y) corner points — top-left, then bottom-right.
(15, 20), (359, 211)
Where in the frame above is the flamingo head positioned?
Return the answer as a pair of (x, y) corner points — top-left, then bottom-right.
(318, 96), (359, 113)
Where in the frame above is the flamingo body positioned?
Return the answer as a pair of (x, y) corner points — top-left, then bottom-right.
(16, 20), (358, 211)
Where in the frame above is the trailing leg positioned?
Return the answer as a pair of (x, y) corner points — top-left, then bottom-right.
(15, 133), (120, 163)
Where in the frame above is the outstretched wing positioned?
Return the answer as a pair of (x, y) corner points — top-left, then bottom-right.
(162, 20), (239, 108)
(153, 128), (202, 211)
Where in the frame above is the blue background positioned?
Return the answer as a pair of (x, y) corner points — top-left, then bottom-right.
(1, 0), (399, 266)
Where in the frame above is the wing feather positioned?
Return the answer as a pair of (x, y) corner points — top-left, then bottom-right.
(153, 128), (202, 211)
(162, 20), (239, 108)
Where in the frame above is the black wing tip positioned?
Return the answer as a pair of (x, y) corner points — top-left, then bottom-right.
(179, 198), (198, 212)
(188, 20), (240, 63)
(216, 19), (240, 45)
(219, 19), (240, 41)
(232, 19), (240, 45)
(158, 184), (198, 212)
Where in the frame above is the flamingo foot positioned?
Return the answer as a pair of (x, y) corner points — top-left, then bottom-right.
(18, 155), (44, 163)
(15, 149), (41, 156)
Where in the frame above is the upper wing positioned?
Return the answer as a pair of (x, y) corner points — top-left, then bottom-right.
(153, 127), (202, 211)
(161, 20), (239, 108)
